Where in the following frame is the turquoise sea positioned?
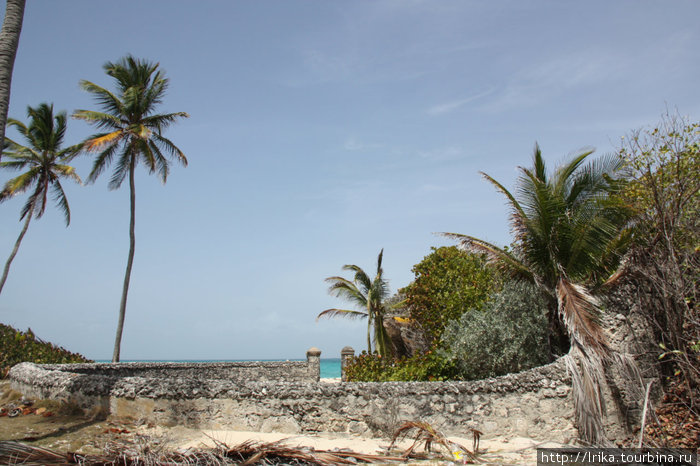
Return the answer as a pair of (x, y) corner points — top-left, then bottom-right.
(95, 358), (342, 379)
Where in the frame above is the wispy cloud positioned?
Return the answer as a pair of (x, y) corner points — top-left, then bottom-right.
(479, 45), (650, 113)
(427, 88), (495, 115)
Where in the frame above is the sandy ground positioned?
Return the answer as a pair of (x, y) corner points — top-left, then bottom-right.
(1, 381), (567, 464)
(151, 426), (567, 464)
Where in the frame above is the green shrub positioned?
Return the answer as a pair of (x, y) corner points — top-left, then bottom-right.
(401, 246), (499, 344)
(343, 350), (460, 381)
(0, 323), (91, 377)
(440, 281), (550, 380)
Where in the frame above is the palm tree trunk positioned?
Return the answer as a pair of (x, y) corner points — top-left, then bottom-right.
(112, 161), (136, 362)
(0, 206), (32, 296)
(0, 0), (26, 162)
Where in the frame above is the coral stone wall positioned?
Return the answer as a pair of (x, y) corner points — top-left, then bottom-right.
(8, 356), (598, 442)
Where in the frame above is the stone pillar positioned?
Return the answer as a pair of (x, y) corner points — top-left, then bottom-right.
(340, 346), (355, 382)
(306, 347), (321, 382)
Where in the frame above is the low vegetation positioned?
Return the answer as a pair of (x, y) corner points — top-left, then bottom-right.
(0, 323), (91, 377)
(440, 281), (550, 380)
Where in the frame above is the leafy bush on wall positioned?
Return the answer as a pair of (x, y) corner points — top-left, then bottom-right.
(440, 280), (550, 380)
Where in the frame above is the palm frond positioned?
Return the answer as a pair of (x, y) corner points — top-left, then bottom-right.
(86, 139), (120, 184)
(556, 278), (610, 360)
(143, 111), (189, 133)
(325, 277), (368, 307)
(316, 308), (368, 321)
(78, 79), (125, 116)
(342, 264), (372, 293)
(0, 167), (41, 200)
(108, 151), (132, 190)
(565, 349), (609, 446)
(151, 133), (188, 166)
(441, 232), (534, 281)
(50, 181), (71, 226)
(83, 130), (124, 152)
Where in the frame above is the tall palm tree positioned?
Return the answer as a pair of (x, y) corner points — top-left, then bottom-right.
(0, 103), (81, 295)
(0, 0), (27, 162)
(317, 249), (393, 357)
(444, 144), (638, 445)
(73, 55), (188, 363)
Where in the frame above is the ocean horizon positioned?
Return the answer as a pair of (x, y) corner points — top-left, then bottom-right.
(94, 358), (342, 379)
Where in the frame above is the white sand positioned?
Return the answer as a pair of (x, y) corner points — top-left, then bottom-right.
(136, 424), (567, 464)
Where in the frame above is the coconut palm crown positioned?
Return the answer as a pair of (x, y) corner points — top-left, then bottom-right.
(0, 102), (81, 295)
(317, 249), (393, 357)
(444, 144), (638, 445)
(73, 55), (188, 362)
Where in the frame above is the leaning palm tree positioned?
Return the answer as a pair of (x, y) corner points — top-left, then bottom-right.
(0, 103), (81, 295)
(0, 0), (27, 162)
(444, 144), (639, 445)
(317, 249), (393, 357)
(73, 55), (188, 362)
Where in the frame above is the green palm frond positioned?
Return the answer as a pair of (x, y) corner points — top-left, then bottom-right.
(342, 264), (372, 294)
(86, 138), (120, 184)
(325, 277), (368, 308)
(0, 166), (41, 197)
(316, 308), (368, 321)
(50, 181), (71, 225)
(441, 232), (534, 281)
(72, 109), (123, 131)
(77, 80), (125, 117)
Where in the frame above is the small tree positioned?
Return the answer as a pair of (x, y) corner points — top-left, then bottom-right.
(317, 249), (393, 357)
(618, 112), (699, 388)
(401, 246), (498, 344)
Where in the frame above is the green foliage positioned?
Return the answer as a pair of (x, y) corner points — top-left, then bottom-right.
(617, 113), (700, 390)
(440, 281), (550, 380)
(401, 246), (499, 343)
(318, 249), (394, 357)
(619, 113), (699, 264)
(344, 350), (459, 382)
(0, 323), (91, 378)
(1, 102), (82, 224)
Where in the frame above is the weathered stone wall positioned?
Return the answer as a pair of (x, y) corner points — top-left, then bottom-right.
(7, 349), (629, 443)
(9, 357), (589, 442)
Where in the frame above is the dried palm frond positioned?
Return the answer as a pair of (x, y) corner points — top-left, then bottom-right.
(0, 441), (86, 465)
(389, 421), (479, 463)
(0, 438), (415, 465)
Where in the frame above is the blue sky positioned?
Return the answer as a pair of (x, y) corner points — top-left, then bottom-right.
(0, 1), (698, 360)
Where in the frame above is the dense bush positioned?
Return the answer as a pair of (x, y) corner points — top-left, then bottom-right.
(440, 281), (550, 380)
(0, 323), (91, 377)
(401, 246), (499, 344)
(343, 350), (459, 382)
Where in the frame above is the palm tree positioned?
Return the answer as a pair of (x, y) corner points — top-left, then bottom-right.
(317, 249), (393, 357)
(0, 103), (81, 295)
(444, 144), (638, 445)
(0, 0), (27, 162)
(73, 55), (188, 363)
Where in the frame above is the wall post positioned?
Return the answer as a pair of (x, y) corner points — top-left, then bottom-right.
(340, 346), (355, 382)
(306, 347), (321, 382)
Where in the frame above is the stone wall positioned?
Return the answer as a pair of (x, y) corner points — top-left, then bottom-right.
(10, 355), (611, 443)
(8, 346), (633, 443)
